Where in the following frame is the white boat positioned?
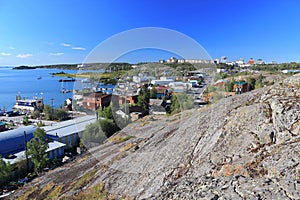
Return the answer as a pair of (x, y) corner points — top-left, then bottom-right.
(13, 96), (44, 112)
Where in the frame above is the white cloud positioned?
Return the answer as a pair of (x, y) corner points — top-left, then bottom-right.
(16, 53), (33, 58)
(9, 47), (16, 50)
(50, 52), (64, 56)
(61, 43), (71, 47)
(72, 47), (86, 51)
(0, 52), (11, 56)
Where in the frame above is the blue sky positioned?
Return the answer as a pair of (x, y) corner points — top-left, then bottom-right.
(0, 0), (299, 66)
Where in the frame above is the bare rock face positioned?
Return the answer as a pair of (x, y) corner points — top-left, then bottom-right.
(9, 74), (300, 200)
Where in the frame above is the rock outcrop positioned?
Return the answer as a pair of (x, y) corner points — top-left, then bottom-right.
(9, 74), (300, 200)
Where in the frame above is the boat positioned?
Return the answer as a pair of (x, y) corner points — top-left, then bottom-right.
(13, 95), (44, 112)
(59, 78), (76, 82)
(81, 78), (90, 83)
(37, 76), (42, 80)
(61, 88), (72, 93)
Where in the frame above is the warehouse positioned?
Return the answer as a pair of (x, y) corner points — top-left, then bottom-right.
(0, 126), (36, 157)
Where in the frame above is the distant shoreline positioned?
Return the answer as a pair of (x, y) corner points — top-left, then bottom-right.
(12, 66), (37, 70)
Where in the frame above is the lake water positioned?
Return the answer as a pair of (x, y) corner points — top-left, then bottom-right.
(0, 67), (87, 110)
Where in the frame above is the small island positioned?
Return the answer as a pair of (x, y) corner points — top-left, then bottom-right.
(12, 66), (37, 70)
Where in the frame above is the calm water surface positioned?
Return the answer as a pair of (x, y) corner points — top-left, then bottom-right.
(0, 67), (85, 110)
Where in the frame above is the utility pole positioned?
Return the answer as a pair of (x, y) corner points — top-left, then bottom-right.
(24, 131), (29, 173)
(50, 98), (54, 120)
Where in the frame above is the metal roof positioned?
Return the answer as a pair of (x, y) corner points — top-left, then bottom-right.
(0, 126), (36, 156)
(46, 141), (66, 152)
(44, 115), (96, 138)
(2, 141), (66, 165)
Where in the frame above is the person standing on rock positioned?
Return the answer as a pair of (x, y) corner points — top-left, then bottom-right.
(269, 131), (276, 144)
(238, 87), (242, 94)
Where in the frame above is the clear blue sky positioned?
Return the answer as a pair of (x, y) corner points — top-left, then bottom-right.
(0, 0), (299, 66)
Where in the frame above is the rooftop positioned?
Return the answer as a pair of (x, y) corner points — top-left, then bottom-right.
(44, 115), (97, 138)
(2, 141), (66, 165)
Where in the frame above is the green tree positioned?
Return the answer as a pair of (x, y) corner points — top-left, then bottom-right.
(0, 156), (13, 187)
(99, 118), (120, 138)
(81, 122), (107, 148)
(226, 78), (235, 92)
(43, 105), (52, 120)
(170, 94), (180, 114)
(255, 74), (265, 89)
(137, 84), (150, 110)
(26, 128), (49, 174)
(23, 115), (30, 126)
(32, 110), (41, 119)
(150, 87), (157, 99)
(170, 93), (194, 114)
(54, 109), (69, 121)
(98, 103), (113, 120)
(246, 77), (256, 91)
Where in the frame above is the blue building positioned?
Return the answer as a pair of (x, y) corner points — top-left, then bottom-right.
(0, 126), (66, 165)
(47, 141), (66, 160)
(0, 126), (36, 157)
(95, 84), (115, 94)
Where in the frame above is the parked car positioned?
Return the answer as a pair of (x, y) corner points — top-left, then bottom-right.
(4, 111), (20, 117)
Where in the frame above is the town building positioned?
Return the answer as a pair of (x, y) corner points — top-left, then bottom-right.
(0, 126), (36, 157)
(248, 58), (255, 65)
(257, 59), (264, 65)
(167, 57), (177, 63)
(214, 79), (228, 88)
(95, 84), (116, 94)
(151, 79), (174, 86)
(0, 126), (66, 165)
(233, 81), (249, 93)
(44, 115), (97, 148)
(178, 59), (214, 64)
(82, 92), (112, 111)
(153, 86), (169, 99)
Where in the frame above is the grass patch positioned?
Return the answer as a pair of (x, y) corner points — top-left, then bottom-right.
(17, 186), (38, 200)
(140, 121), (150, 127)
(73, 182), (108, 200)
(77, 157), (87, 164)
(73, 169), (98, 190)
(119, 143), (136, 152)
(46, 185), (63, 200)
(108, 135), (135, 143)
(40, 182), (55, 195)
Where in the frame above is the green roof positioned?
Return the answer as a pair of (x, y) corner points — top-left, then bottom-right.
(234, 81), (247, 85)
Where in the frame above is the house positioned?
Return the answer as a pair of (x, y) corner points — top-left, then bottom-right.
(95, 84), (116, 94)
(112, 94), (138, 105)
(154, 86), (170, 99)
(214, 79), (228, 87)
(233, 81), (249, 93)
(82, 92), (112, 111)
(169, 82), (190, 93)
(248, 58), (255, 65)
(150, 99), (166, 115)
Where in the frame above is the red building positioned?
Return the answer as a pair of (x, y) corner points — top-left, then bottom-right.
(248, 58), (255, 65)
(114, 94), (138, 105)
(82, 92), (112, 110)
(233, 81), (249, 94)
